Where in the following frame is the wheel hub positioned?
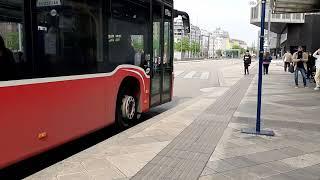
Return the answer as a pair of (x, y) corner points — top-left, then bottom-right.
(121, 95), (136, 120)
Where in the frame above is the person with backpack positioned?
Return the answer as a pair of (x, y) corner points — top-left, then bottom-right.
(263, 51), (272, 75)
(243, 50), (251, 75)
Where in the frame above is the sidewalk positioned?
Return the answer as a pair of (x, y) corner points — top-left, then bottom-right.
(25, 63), (320, 180)
(200, 64), (320, 180)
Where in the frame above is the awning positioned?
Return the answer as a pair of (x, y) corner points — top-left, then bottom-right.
(272, 0), (320, 13)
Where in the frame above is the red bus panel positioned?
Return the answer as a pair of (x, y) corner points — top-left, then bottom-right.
(0, 66), (150, 168)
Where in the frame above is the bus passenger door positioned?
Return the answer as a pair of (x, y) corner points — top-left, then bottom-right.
(162, 7), (173, 103)
(150, 2), (173, 107)
(150, 2), (162, 107)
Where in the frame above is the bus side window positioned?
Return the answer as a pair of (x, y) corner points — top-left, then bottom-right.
(108, 0), (149, 70)
(34, 0), (106, 77)
(0, 1), (32, 81)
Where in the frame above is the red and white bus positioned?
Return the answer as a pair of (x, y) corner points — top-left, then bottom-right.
(0, 0), (189, 169)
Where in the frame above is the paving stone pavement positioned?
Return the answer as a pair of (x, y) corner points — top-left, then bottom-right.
(24, 63), (320, 180)
(24, 62), (251, 180)
(199, 64), (320, 180)
(131, 73), (256, 179)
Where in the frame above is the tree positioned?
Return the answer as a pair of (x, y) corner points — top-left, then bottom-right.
(174, 37), (190, 52)
(232, 44), (241, 50)
(232, 44), (246, 56)
(240, 48), (247, 55)
(190, 41), (200, 55)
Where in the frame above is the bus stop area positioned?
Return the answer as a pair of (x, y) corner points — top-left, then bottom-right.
(3, 0), (320, 179)
(23, 63), (320, 180)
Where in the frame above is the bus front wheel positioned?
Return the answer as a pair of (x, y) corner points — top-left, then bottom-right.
(116, 88), (138, 129)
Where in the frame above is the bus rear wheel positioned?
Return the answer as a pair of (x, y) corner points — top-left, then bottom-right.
(116, 88), (138, 129)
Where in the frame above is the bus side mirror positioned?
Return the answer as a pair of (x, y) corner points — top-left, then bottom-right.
(174, 10), (190, 33)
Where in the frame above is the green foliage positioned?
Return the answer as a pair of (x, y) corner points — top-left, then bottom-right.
(190, 41), (200, 54)
(225, 49), (240, 58)
(232, 44), (246, 55)
(240, 48), (246, 55)
(232, 44), (241, 50)
(174, 37), (190, 52)
(132, 39), (144, 52)
(4, 32), (19, 50)
(130, 35), (144, 52)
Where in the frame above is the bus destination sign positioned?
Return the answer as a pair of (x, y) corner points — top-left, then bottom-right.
(37, 0), (62, 7)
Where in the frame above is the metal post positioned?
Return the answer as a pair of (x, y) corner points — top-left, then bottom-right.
(267, 2), (271, 52)
(241, 0), (274, 137)
(256, 0), (266, 133)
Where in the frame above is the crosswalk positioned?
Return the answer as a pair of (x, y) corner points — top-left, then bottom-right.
(174, 70), (211, 80)
(199, 72), (210, 80)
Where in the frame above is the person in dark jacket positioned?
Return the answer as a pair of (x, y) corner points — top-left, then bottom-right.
(292, 46), (308, 88)
(0, 35), (16, 81)
(307, 52), (315, 81)
(263, 51), (272, 75)
(243, 50), (251, 75)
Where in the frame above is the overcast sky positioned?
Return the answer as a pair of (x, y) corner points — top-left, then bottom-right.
(174, 0), (259, 46)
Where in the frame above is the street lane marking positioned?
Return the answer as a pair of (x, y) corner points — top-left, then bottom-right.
(184, 71), (197, 79)
(174, 71), (184, 77)
(200, 87), (215, 92)
(200, 72), (210, 80)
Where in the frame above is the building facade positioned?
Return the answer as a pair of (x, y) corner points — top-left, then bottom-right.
(230, 39), (248, 50)
(212, 27), (229, 39)
(249, 0), (317, 55)
(190, 25), (201, 44)
(212, 27), (230, 51)
(200, 29), (209, 58)
(208, 34), (215, 58)
(173, 17), (185, 43)
(174, 18), (202, 60)
(173, 22), (247, 59)
(283, 14), (320, 54)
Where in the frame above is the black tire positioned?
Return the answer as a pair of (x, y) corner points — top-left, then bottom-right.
(116, 87), (138, 129)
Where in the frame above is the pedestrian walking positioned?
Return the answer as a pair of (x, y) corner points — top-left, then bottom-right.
(263, 52), (272, 75)
(313, 48), (320, 91)
(283, 50), (292, 72)
(307, 52), (315, 81)
(243, 50), (251, 75)
(292, 46), (308, 88)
